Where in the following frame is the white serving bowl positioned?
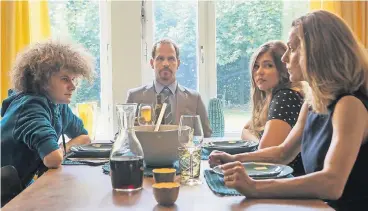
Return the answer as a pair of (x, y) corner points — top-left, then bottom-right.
(134, 125), (183, 166)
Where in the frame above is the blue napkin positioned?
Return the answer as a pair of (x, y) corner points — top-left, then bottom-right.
(102, 161), (181, 176)
(204, 169), (294, 196)
(204, 169), (241, 196)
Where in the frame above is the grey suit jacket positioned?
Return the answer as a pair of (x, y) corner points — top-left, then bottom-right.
(126, 83), (212, 137)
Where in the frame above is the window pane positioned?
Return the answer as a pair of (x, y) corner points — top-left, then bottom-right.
(153, 0), (198, 90)
(49, 0), (100, 106)
(215, 1), (308, 134)
(48, 0), (103, 138)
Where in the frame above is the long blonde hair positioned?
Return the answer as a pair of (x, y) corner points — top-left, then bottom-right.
(292, 10), (368, 113)
(248, 41), (303, 138)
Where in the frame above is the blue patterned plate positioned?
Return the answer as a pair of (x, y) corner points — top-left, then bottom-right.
(71, 143), (112, 152)
(202, 140), (258, 154)
(69, 143), (112, 158)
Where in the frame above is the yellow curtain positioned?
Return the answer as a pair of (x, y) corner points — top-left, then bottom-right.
(0, 1), (51, 102)
(310, 1), (368, 48)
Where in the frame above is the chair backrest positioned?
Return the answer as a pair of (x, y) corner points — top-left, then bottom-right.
(1, 165), (23, 207)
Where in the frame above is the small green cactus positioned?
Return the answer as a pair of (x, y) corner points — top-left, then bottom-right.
(208, 98), (225, 137)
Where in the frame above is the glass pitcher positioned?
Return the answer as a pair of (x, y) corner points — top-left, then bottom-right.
(110, 103), (144, 192)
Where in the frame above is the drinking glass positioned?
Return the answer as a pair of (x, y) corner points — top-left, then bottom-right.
(138, 104), (154, 126)
(76, 102), (97, 140)
(178, 115), (204, 186)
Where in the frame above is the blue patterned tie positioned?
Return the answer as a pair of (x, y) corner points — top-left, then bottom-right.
(161, 87), (173, 124)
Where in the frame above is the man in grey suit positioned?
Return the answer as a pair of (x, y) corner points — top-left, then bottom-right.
(126, 39), (212, 137)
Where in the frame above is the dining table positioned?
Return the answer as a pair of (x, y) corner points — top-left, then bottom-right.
(3, 137), (334, 210)
(3, 161), (333, 211)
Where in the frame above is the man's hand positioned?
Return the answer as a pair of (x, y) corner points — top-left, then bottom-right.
(43, 149), (63, 168)
(59, 142), (70, 154)
(60, 135), (91, 153)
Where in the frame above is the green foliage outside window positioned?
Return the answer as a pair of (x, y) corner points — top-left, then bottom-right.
(48, 0), (100, 107)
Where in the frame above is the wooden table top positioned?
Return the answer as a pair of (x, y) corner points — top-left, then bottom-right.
(3, 161), (333, 211)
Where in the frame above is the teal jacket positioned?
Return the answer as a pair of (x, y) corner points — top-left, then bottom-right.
(1, 92), (87, 185)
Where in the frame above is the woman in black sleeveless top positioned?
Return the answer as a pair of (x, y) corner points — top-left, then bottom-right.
(241, 41), (305, 176)
(209, 10), (368, 210)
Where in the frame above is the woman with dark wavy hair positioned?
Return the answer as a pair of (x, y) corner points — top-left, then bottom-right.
(1, 40), (95, 191)
(210, 10), (368, 210)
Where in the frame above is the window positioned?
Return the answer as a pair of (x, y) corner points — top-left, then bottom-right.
(148, 1), (309, 135)
(215, 1), (308, 134)
(152, 0), (199, 90)
(146, 1), (309, 135)
(49, 0), (108, 139)
(62, 1), (309, 138)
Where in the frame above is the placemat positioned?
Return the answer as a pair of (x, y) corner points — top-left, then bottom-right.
(204, 169), (241, 196)
(62, 159), (108, 166)
(201, 148), (211, 160)
(204, 169), (294, 196)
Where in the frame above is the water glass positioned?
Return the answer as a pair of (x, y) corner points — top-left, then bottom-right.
(178, 115), (204, 186)
(178, 146), (201, 182)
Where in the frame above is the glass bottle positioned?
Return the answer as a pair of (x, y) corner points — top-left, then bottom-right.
(110, 103), (144, 192)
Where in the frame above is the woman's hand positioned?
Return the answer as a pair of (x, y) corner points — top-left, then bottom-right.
(208, 150), (236, 167)
(221, 161), (256, 196)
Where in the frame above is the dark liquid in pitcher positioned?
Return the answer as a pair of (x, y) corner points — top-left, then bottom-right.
(110, 156), (144, 191)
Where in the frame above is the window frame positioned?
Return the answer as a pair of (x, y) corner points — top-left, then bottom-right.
(99, 0), (113, 140)
(107, 0), (309, 137)
(142, 1), (237, 136)
(48, 0), (112, 140)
